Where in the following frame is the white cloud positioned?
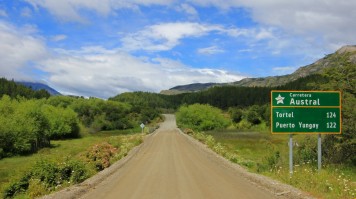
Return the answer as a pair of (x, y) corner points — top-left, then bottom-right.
(177, 3), (199, 18)
(51, 34), (67, 42)
(37, 47), (245, 98)
(23, 0), (356, 53)
(25, 0), (174, 22)
(0, 21), (47, 80)
(255, 28), (275, 40)
(26, 0), (114, 22)
(121, 22), (214, 51)
(121, 22), (264, 53)
(189, 0), (356, 52)
(197, 46), (225, 55)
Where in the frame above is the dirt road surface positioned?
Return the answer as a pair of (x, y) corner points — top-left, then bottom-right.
(44, 114), (311, 199)
(78, 114), (279, 199)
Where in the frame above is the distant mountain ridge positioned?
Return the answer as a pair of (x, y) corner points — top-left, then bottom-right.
(17, 82), (61, 96)
(161, 45), (356, 94)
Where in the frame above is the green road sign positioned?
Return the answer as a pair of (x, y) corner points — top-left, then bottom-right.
(271, 91), (341, 134)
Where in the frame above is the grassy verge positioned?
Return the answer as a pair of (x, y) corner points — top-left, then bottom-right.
(186, 129), (355, 199)
(0, 127), (144, 198)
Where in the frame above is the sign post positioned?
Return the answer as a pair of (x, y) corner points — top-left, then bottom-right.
(289, 134), (293, 175)
(318, 134), (322, 171)
(140, 123), (145, 134)
(271, 91), (341, 173)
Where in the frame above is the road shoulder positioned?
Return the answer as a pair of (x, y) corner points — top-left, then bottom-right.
(177, 129), (315, 199)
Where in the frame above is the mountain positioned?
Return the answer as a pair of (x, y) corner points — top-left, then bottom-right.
(162, 45), (356, 94)
(160, 83), (218, 95)
(17, 82), (61, 96)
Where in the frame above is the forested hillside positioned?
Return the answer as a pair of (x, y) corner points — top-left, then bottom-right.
(0, 78), (50, 99)
(112, 73), (327, 111)
(17, 82), (61, 96)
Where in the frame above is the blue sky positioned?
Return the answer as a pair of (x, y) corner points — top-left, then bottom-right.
(0, 0), (355, 98)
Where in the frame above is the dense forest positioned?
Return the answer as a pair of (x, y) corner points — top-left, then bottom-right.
(110, 73), (327, 111)
(0, 78), (50, 99)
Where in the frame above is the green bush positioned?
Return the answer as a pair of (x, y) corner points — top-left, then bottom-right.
(228, 107), (243, 123)
(245, 107), (261, 125)
(176, 104), (230, 131)
(235, 119), (252, 130)
(28, 179), (48, 198)
(3, 159), (89, 198)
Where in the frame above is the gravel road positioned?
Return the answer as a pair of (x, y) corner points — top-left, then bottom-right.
(43, 114), (313, 199)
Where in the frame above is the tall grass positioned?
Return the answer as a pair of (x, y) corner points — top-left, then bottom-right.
(0, 128), (143, 198)
(190, 129), (355, 199)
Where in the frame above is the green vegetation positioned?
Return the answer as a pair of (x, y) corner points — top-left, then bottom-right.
(0, 78), (161, 198)
(0, 91), (162, 160)
(188, 130), (355, 199)
(1, 49), (355, 198)
(70, 97), (134, 132)
(317, 52), (356, 165)
(0, 131), (143, 198)
(176, 51), (356, 198)
(0, 78), (50, 99)
(109, 91), (183, 117)
(0, 96), (79, 158)
(176, 104), (230, 131)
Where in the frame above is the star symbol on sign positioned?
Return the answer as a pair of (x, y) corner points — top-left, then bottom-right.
(275, 94), (285, 104)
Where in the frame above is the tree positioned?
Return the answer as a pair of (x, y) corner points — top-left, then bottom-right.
(228, 107), (243, 123)
(245, 105), (263, 125)
(317, 52), (356, 165)
(42, 105), (80, 139)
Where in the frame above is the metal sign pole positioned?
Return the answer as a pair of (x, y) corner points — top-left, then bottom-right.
(140, 123), (145, 134)
(271, 91), (341, 176)
(289, 134), (293, 175)
(318, 134), (322, 171)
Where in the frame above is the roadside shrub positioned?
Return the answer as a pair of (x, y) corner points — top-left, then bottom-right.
(85, 142), (118, 171)
(118, 135), (143, 158)
(3, 159), (89, 198)
(30, 160), (58, 188)
(213, 143), (226, 156)
(235, 119), (252, 130)
(3, 173), (31, 198)
(295, 136), (317, 164)
(28, 179), (48, 198)
(192, 132), (206, 142)
(205, 135), (216, 148)
(176, 104), (230, 131)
